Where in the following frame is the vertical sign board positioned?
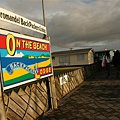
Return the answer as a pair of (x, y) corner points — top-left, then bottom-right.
(0, 29), (53, 90)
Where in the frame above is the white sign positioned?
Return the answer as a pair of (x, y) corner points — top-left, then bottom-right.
(0, 8), (47, 34)
(59, 75), (68, 85)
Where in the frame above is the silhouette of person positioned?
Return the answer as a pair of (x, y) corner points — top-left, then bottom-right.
(102, 51), (111, 78)
(112, 50), (120, 78)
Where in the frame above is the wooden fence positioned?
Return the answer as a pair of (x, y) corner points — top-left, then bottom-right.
(1, 62), (101, 120)
(3, 80), (50, 120)
(54, 62), (100, 101)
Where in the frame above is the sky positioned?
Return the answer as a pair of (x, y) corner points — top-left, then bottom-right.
(0, 0), (120, 52)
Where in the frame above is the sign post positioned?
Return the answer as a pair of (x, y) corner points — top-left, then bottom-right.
(0, 84), (7, 120)
(48, 75), (58, 109)
(42, 1), (57, 109)
(0, 61), (7, 120)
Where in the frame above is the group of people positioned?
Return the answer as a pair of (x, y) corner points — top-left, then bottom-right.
(102, 50), (120, 78)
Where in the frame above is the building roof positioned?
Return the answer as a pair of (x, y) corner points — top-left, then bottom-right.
(95, 49), (112, 53)
(52, 48), (93, 56)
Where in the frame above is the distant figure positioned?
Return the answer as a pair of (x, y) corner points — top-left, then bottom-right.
(102, 51), (111, 78)
(94, 54), (99, 62)
(112, 50), (120, 78)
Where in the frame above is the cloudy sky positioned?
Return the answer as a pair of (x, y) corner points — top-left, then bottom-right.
(0, 0), (120, 52)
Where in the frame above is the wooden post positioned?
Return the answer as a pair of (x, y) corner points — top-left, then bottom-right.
(48, 75), (58, 109)
(42, 0), (46, 27)
(42, 0), (47, 39)
(42, 0), (57, 109)
(0, 63), (7, 120)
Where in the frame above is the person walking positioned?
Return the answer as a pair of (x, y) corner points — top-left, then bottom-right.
(102, 51), (111, 78)
(112, 50), (120, 78)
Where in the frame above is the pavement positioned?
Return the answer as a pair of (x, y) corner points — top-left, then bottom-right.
(40, 66), (120, 120)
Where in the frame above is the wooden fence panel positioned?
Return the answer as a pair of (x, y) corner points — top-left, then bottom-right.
(55, 62), (101, 103)
(6, 108), (22, 120)
(3, 80), (50, 120)
(55, 77), (63, 100)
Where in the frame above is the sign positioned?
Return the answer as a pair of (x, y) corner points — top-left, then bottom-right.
(0, 8), (47, 34)
(59, 75), (68, 85)
(0, 29), (53, 90)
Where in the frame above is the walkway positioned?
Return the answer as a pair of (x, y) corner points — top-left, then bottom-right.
(41, 66), (120, 120)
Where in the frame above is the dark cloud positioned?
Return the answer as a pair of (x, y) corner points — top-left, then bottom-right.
(0, 0), (44, 23)
(81, 0), (98, 4)
(0, 0), (120, 51)
(46, 0), (120, 51)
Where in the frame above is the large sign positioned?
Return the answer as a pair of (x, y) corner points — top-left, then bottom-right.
(0, 8), (47, 34)
(0, 29), (53, 90)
